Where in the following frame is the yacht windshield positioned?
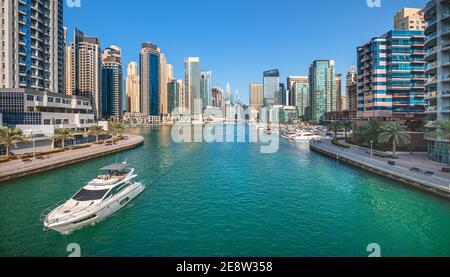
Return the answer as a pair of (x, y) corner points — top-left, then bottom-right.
(72, 189), (109, 201)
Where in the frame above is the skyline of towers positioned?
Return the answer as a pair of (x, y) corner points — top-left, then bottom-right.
(101, 45), (123, 119)
(0, 0), (65, 93)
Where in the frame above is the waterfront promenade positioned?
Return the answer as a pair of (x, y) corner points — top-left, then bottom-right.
(310, 140), (450, 199)
(0, 134), (144, 183)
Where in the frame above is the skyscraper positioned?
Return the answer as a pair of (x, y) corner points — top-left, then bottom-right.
(159, 54), (169, 116)
(292, 77), (309, 118)
(211, 87), (223, 108)
(102, 46), (123, 119)
(249, 83), (264, 109)
(168, 79), (181, 114)
(308, 60), (336, 122)
(287, 76), (306, 106)
(140, 43), (161, 117)
(279, 83), (286, 105)
(0, 0), (65, 93)
(200, 71), (212, 109)
(126, 62), (140, 113)
(424, 0), (450, 164)
(394, 8), (426, 31)
(184, 57), (201, 114)
(357, 30), (426, 119)
(263, 69), (280, 107)
(66, 29), (102, 119)
(335, 74), (342, 111)
(346, 66), (358, 114)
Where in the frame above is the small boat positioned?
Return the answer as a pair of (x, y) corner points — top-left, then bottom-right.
(293, 132), (322, 141)
(42, 163), (145, 234)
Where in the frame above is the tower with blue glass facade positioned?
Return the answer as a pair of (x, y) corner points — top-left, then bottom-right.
(140, 43), (161, 117)
(102, 46), (123, 120)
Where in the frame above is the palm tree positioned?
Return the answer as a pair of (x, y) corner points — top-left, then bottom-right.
(87, 125), (105, 144)
(52, 128), (73, 149)
(378, 122), (411, 156)
(343, 121), (352, 140)
(329, 121), (343, 141)
(108, 120), (125, 140)
(0, 128), (27, 157)
(360, 118), (382, 144)
(426, 120), (450, 141)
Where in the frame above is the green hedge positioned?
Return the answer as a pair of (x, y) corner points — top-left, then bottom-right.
(332, 140), (351, 149)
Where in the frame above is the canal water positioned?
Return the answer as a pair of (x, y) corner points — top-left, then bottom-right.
(1, 126), (450, 257)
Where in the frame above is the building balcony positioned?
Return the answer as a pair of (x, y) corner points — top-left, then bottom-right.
(425, 17), (438, 35)
(425, 32), (438, 48)
(425, 76), (438, 86)
(425, 91), (437, 99)
(426, 106), (438, 113)
(424, 0), (437, 18)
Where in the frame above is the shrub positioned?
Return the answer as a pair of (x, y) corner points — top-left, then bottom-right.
(332, 140), (351, 149)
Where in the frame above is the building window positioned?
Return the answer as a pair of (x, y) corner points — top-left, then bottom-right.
(44, 119), (51, 125)
(26, 95), (34, 101)
(48, 97), (54, 103)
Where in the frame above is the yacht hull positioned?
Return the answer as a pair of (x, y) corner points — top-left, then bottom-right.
(45, 182), (145, 234)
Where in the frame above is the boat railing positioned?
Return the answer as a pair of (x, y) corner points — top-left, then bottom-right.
(40, 199), (68, 223)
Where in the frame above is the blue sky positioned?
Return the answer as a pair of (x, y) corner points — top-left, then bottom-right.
(65, 0), (427, 104)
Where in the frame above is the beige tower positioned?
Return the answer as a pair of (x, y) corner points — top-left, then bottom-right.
(249, 83), (264, 109)
(394, 8), (425, 30)
(66, 29), (102, 119)
(126, 62), (140, 113)
(160, 54), (168, 116)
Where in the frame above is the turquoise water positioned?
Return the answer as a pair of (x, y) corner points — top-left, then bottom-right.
(1, 126), (450, 257)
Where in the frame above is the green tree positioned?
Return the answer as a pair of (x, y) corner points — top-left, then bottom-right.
(52, 128), (73, 149)
(426, 120), (450, 141)
(87, 125), (105, 144)
(0, 128), (28, 157)
(343, 121), (352, 140)
(378, 122), (411, 156)
(329, 121), (344, 141)
(359, 118), (382, 144)
(108, 120), (125, 139)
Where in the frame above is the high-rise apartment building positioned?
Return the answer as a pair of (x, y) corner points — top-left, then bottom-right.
(424, 0), (450, 164)
(66, 29), (102, 119)
(249, 83), (264, 109)
(357, 30), (426, 119)
(291, 77), (309, 118)
(279, 83), (286, 105)
(395, 8), (426, 31)
(346, 66), (358, 113)
(101, 46), (123, 119)
(140, 43), (161, 117)
(200, 71), (212, 110)
(308, 60), (336, 122)
(335, 74), (342, 111)
(211, 87), (223, 108)
(1, 0), (65, 93)
(126, 62), (140, 113)
(263, 69), (280, 107)
(184, 57), (201, 114)
(287, 76), (306, 106)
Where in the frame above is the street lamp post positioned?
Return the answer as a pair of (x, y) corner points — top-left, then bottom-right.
(370, 140), (374, 158)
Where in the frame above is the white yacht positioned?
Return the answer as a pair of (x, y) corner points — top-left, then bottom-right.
(42, 163), (145, 234)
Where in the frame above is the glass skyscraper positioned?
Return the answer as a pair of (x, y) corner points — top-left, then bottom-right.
(184, 57), (201, 115)
(263, 69), (280, 107)
(293, 78), (309, 118)
(200, 71), (212, 110)
(140, 43), (161, 117)
(308, 60), (336, 122)
(102, 46), (123, 119)
(168, 79), (181, 114)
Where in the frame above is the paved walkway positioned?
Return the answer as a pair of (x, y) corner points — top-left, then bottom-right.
(0, 134), (144, 182)
(310, 140), (450, 193)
